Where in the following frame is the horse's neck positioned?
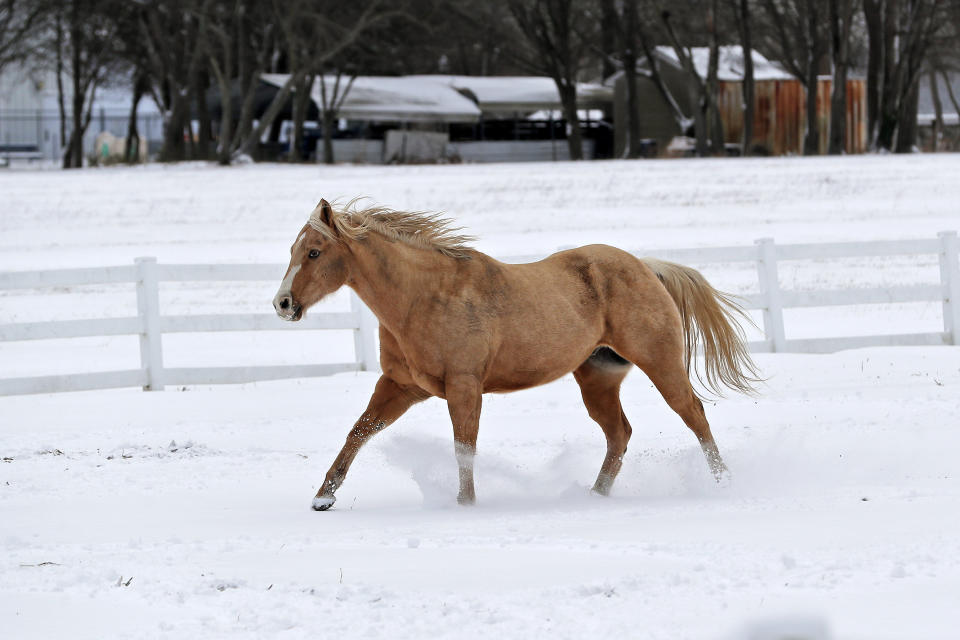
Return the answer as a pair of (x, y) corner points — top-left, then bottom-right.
(345, 232), (450, 332)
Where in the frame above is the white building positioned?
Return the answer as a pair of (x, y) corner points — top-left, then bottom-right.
(0, 62), (162, 162)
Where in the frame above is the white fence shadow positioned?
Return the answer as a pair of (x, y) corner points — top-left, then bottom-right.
(1, 232), (957, 396)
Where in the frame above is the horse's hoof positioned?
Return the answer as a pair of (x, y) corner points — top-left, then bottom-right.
(312, 495), (336, 511)
(713, 470), (732, 488)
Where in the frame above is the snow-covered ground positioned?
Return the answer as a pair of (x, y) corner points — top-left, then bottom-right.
(1, 155), (959, 639)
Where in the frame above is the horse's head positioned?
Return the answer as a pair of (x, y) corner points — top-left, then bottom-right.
(273, 199), (350, 321)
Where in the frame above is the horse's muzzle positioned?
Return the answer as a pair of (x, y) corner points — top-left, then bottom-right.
(273, 293), (302, 321)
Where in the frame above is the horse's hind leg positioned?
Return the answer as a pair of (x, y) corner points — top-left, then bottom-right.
(574, 348), (634, 496)
(636, 356), (727, 481)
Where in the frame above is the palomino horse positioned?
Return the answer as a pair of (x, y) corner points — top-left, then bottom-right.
(274, 200), (760, 510)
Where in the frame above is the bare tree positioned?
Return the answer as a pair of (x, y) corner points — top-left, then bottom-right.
(734, 0), (755, 155)
(196, 0), (278, 164)
(123, 71), (149, 163)
(426, 0), (526, 76)
(865, 0), (949, 152)
(0, 0), (44, 74)
(48, 0), (124, 168)
(758, 0), (828, 154)
(225, 0), (398, 163)
(138, 0), (205, 161)
(621, 0), (643, 158)
(827, 0), (858, 154)
(660, 7), (715, 156)
(315, 72), (357, 164)
(705, 0), (726, 154)
(595, 0), (643, 158)
(509, 0), (597, 160)
(928, 67), (944, 149)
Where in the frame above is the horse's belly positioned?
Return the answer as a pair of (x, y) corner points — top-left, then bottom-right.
(482, 345), (592, 393)
(483, 367), (567, 393)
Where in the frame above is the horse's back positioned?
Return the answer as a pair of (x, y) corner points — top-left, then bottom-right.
(499, 244), (661, 303)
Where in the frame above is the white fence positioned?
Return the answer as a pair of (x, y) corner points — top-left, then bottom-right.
(638, 231), (959, 354)
(1, 232), (957, 396)
(0, 259), (379, 396)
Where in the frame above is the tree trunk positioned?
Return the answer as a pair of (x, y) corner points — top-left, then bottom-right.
(929, 70), (943, 152)
(236, 71), (303, 159)
(804, 63), (820, 155)
(160, 95), (189, 162)
(689, 74), (709, 156)
(706, 1), (725, 155)
(802, 0), (821, 155)
(863, 0), (883, 145)
(894, 77), (919, 153)
(210, 67), (233, 166)
(941, 70), (960, 120)
(599, 0), (618, 79)
(66, 2), (84, 169)
(623, 0), (641, 158)
(291, 74), (315, 162)
(322, 108), (336, 164)
(557, 82), (583, 160)
(55, 13), (68, 161)
(623, 66), (641, 158)
(827, 0), (849, 155)
(875, 0), (900, 151)
(828, 65), (848, 154)
(125, 74), (147, 163)
(184, 121), (196, 160)
(195, 68), (213, 160)
(737, 0), (754, 156)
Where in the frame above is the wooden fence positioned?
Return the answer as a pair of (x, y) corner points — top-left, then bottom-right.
(1, 232), (957, 396)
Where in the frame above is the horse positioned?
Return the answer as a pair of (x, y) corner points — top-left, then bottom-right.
(273, 199), (761, 511)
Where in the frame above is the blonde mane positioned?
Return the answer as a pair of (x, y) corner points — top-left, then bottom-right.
(308, 199), (475, 259)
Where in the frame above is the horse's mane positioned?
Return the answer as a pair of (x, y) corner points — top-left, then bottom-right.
(308, 199), (475, 260)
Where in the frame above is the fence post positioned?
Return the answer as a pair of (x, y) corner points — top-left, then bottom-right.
(350, 291), (380, 372)
(135, 257), (165, 391)
(755, 238), (786, 352)
(939, 231), (960, 345)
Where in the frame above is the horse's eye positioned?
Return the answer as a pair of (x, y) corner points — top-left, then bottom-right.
(308, 249), (320, 259)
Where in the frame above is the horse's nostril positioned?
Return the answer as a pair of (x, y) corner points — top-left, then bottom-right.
(279, 297), (290, 310)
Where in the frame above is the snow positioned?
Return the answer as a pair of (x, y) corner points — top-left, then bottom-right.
(2, 154), (960, 639)
(652, 45), (793, 82)
(411, 75), (613, 111)
(259, 74), (613, 121)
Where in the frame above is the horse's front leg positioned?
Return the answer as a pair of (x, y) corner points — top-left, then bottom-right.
(313, 376), (428, 511)
(445, 374), (483, 505)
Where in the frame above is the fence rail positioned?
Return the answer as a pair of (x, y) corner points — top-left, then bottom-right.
(0, 232), (957, 396)
(0, 258), (379, 396)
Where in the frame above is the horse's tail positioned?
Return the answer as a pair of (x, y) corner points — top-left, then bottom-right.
(642, 258), (763, 398)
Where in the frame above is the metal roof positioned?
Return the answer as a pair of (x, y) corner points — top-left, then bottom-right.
(261, 74), (482, 123)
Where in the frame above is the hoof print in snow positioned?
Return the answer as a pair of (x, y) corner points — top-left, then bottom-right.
(312, 496), (335, 511)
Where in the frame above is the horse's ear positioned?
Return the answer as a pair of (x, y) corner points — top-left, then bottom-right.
(316, 199), (334, 227)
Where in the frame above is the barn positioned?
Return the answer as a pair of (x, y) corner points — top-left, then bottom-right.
(611, 46), (867, 157)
